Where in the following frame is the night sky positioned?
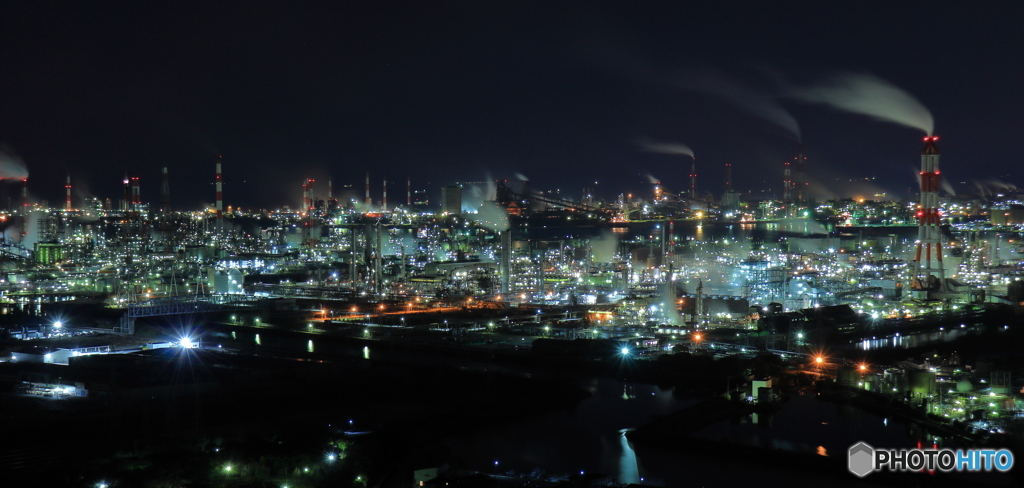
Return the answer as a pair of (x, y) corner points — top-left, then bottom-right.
(2, 2), (1022, 210)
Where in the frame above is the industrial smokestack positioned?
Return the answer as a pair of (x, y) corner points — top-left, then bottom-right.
(130, 177), (141, 205)
(328, 177), (333, 200)
(913, 136), (945, 292)
(689, 158), (697, 200)
(500, 230), (511, 296)
(301, 178), (309, 211)
(306, 178), (314, 211)
(795, 145), (807, 204)
(122, 174), (130, 212)
(215, 157), (223, 228)
(783, 159), (793, 203)
(365, 172), (371, 207)
(21, 178), (28, 236)
(65, 174), (72, 211)
(382, 177), (387, 211)
(407, 176), (411, 206)
(161, 167), (170, 213)
(724, 163), (732, 192)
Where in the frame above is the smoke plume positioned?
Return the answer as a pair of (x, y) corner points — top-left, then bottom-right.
(472, 201), (510, 232)
(642, 173), (660, 185)
(591, 229), (620, 263)
(677, 70), (801, 141)
(0, 145), (29, 180)
(638, 138), (694, 158)
(788, 73), (934, 135)
(940, 178), (956, 196)
(514, 172), (529, 182)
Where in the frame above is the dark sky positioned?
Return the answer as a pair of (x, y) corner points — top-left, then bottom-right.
(2, 1), (1022, 210)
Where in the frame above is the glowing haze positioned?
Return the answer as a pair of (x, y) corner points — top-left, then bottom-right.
(472, 201), (510, 232)
(789, 73), (934, 135)
(0, 145), (29, 180)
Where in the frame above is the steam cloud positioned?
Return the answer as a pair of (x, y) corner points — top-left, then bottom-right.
(940, 178), (956, 196)
(0, 145), (29, 180)
(788, 73), (934, 135)
(472, 201), (510, 232)
(591, 229), (620, 263)
(514, 172), (529, 182)
(677, 70), (801, 141)
(642, 173), (660, 185)
(638, 138), (694, 158)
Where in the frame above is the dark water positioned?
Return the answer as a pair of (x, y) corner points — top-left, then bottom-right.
(441, 378), (1017, 486)
(439, 377), (928, 486)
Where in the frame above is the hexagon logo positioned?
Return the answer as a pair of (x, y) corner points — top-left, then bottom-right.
(848, 442), (875, 477)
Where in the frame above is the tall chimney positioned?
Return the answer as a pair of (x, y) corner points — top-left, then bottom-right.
(130, 177), (141, 205)
(65, 174), (72, 211)
(301, 178), (309, 211)
(795, 145), (806, 204)
(783, 159), (793, 203)
(689, 157), (697, 200)
(382, 177), (387, 211)
(160, 167), (170, 213)
(407, 175), (412, 206)
(21, 178), (28, 237)
(913, 136), (945, 292)
(365, 171), (371, 207)
(122, 174), (130, 212)
(215, 157), (223, 228)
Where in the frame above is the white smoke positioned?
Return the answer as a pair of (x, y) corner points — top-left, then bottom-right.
(514, 172), (529, 182)
(638, 138), (694, 158)
(0, 145), (29, 180)
(677, 70), (801, 141)
(484, 175), (497, 201)
(471, 201), (510, 232)
(642, 173), (660, 185)
(788, 72), (934, 135)
(591, 229), (620, 263)
(940, 178), (956, 196)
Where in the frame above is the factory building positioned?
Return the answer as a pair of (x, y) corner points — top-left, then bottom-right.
(441, 185), (462, 215)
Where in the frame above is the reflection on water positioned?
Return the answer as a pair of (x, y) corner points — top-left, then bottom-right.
(443, 377), (696, 482)
(692, 394), (919, 455)
(618, 430), (639, 485)
(442, 379), (942, 486)
(856, 325), (981, 350)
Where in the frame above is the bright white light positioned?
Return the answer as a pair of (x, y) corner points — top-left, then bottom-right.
(620, 348), (629, 355)
(54, 321), (63, 328)
(180, 337), (195, 348)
